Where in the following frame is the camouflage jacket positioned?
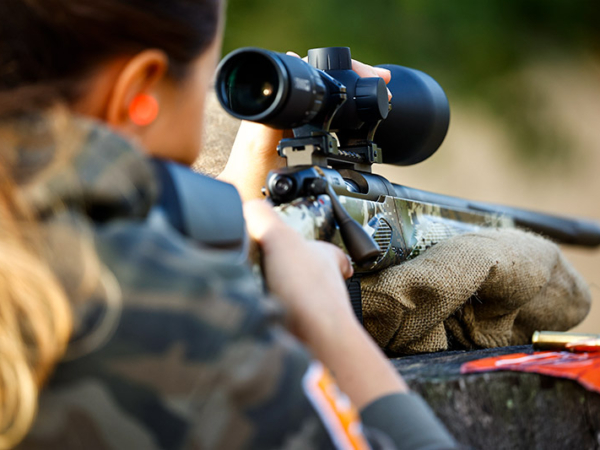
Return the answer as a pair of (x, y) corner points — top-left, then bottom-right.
(4, 112), (457, 450)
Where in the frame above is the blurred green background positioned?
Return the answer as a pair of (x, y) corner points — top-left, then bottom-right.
(220, 0), (600, 332)
(223, 0), (600, 165)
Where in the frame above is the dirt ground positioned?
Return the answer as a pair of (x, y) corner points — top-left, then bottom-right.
(198, 56), (600, 334)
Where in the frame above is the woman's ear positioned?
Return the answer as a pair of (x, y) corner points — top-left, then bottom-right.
(105, 49), (169, 131)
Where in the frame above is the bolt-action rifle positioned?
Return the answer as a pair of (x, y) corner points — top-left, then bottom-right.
(214, 46), (600, 320)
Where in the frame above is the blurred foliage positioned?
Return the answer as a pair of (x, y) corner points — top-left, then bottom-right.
(223, 0), (600, 165)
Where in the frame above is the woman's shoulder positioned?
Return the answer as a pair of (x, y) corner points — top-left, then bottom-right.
(93, 213), (266, 328)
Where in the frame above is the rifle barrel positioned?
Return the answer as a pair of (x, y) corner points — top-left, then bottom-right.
(393, 184), (600, 248)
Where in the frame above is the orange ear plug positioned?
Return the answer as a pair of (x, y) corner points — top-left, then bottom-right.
(129, 94), (159, 126)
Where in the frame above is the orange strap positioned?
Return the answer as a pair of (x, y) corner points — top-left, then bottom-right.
(303, 362), (370, 450)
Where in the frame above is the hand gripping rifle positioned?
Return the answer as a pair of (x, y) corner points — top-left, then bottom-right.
(214, 46), (600, 321)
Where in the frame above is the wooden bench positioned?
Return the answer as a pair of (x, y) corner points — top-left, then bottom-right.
(392, 346), (600, 450)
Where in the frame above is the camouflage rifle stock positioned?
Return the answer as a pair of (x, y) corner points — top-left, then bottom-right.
(271, 167), (600, 270)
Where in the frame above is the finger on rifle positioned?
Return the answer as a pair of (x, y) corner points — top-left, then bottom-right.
(286, 51), (303, 60)
(373, 67), (392, 84)
(244, 200), (289, 243)
(244, 201), (353, 279)
(351, 60), (392, 100)
(351, 60), (391, 83)
(337, 247), (355, 280)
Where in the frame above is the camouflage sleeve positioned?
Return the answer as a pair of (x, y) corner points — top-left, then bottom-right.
(360, 393), (461, 450)
(20, 217), (359, 450)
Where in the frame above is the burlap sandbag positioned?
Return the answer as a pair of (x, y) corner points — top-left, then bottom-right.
(362, 229), (591, 355)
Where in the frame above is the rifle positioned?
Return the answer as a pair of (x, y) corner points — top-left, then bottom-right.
(214, 46), (600, 320)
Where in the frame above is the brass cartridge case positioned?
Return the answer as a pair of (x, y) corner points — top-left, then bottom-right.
(532, 331), (600, 351)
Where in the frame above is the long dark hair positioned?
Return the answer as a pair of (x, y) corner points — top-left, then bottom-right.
(0, 0), (221, 114)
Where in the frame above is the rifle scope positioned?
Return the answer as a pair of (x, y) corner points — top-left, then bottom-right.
(216, 47), (450, 166)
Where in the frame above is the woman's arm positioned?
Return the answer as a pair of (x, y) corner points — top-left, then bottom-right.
(244, 200), (408, 407)
(218, 122), (287, 202)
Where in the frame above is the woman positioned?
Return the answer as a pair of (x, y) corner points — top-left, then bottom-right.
(0, 1), (459, 448)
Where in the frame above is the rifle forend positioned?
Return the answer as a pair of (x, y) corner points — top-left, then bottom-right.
(267, 166), (600, 274)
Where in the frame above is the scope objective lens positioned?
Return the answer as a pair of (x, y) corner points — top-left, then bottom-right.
(216, 48), (329, 129)
(223, 54), (281, 117)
